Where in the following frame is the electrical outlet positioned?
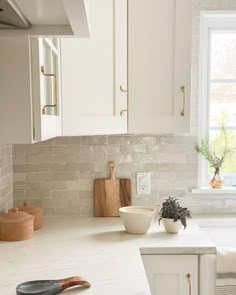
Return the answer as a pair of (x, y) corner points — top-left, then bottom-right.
(137, 172), (151, 195)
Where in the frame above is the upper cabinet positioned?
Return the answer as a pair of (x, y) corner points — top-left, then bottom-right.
(128, 0), (192, 134)
(0, 0), (90, 37)
(31, 37), (62, 142)
(61, 0), (127, 136)
(0, 0), (193, 143)
(0, 36), (62, 144)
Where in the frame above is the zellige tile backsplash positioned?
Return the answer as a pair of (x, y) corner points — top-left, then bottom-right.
(13, 135), (198, 216)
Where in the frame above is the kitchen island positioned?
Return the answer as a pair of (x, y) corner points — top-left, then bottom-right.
(0, 217), (215, 295)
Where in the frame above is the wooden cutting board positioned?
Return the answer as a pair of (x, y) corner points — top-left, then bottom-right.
(94, 161), (131, 217)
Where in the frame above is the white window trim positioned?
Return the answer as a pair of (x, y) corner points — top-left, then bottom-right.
(198, 11), (236, 189)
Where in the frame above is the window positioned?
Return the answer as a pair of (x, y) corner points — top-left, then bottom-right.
(200, 13), (236, 187)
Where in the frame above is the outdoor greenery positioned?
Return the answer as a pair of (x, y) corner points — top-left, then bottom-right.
(211, 130), (236, 174)
(209, 113), (236, 174)
(195, 126), (236, 178)
(196, 126), (230, 170)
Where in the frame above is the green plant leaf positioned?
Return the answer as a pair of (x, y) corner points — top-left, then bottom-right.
(159, 196), (191, 229)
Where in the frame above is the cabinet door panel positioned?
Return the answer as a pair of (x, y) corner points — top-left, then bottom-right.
(154, 274), (179, 295)
(141, 255), (198, 295)
(129, 0), (192, 134)
(0, 37), (33, 144)
(61, 0), (127, 136)
(0, 37), (61, 144)
(31, 37), (62, 142)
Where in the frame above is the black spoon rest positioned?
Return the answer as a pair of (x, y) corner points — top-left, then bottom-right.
(16, 276), (91, 295)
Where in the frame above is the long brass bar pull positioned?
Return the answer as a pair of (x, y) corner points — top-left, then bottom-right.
(186, 273), (191, 295)
(41, 66), (58, 115)
(180, 86), (185, 117)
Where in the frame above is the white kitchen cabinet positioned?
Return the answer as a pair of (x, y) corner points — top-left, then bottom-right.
(61, 0), (127, 136)
(128, 0), (192, 134)
(141, 255), (198, 295)
(0, 36), (62, 144)
(31, 37), (62, 142)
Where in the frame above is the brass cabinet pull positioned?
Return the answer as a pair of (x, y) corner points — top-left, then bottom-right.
(120, 85), (127, 93)
(180, 86), (185, 117)
(120, 85), (128, 116)
(120, 110), (127, 117)
(186, 273), (191, 295)
(41, 66), (58, 114)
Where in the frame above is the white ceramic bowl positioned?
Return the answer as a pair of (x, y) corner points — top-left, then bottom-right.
(119, 206), (156, 234)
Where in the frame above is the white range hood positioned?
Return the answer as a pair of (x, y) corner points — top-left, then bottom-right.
(0, 0), (31, 29)
(0, 0), (90, 37)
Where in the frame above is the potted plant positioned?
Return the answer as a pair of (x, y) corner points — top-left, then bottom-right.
(159, 197), (191, 234)
(195, 126), (232, 189)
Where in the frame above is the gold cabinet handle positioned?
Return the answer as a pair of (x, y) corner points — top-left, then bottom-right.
(41, 66), (58, 114)
(120, 85), (127, 93)
(186, 273), (191, 295)
(180, 86), (185, 117)
(120, 85), (128, 116)
(120, 110), (127, 117)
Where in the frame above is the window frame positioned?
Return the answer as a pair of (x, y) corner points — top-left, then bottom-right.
(199, 12), (236, 188)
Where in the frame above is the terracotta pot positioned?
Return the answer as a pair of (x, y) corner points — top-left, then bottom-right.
(0, 208), (34, 241)
(18, 202), (43, 230)
(161, 218), (182, 234)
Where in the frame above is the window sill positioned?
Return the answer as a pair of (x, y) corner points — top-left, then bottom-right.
(191, 187), (236, 194)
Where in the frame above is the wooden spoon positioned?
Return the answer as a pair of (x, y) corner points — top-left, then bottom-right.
(16, 276), (91, 295)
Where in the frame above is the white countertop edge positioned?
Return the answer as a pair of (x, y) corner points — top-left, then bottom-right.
(140, 246), (216, 255)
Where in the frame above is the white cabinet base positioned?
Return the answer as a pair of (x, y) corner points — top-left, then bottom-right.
(200, 254), (216, 295)
(141, 255), (198, 295)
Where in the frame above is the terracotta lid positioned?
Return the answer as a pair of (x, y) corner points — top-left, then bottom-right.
(0, 208), (34, 224)
(19, 202), (42, 214)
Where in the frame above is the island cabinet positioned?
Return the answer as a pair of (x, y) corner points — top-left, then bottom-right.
(128, 0), (192, 134)
(0, 36), (62, 144)
(141, 255), (198, 295)
(61, 0), (128, 136)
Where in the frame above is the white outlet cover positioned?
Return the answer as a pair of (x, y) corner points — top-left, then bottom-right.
(136, 172), (151, 195)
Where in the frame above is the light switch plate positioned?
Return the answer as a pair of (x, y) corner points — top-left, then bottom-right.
(137, 172), (151, 195)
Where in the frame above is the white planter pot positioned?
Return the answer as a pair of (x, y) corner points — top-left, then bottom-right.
(161, 218), (182, 234)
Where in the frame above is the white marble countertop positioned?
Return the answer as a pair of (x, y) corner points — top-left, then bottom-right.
(0, 217), (216, 295)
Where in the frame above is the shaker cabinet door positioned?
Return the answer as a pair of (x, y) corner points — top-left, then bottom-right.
(61, 0), (127, 136)
(0, 36), (62, 144)
(128, 0), (192, 134)
(141, 255), (198, 295)
(31, 37), (62, 142)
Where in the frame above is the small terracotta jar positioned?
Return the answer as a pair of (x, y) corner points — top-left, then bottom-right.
(0, 208), (34, 241)
(19, 202), (43, 230)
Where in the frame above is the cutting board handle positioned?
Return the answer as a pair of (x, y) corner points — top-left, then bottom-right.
(109, 161), (116, 180)
(60, 276), (91, 290)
